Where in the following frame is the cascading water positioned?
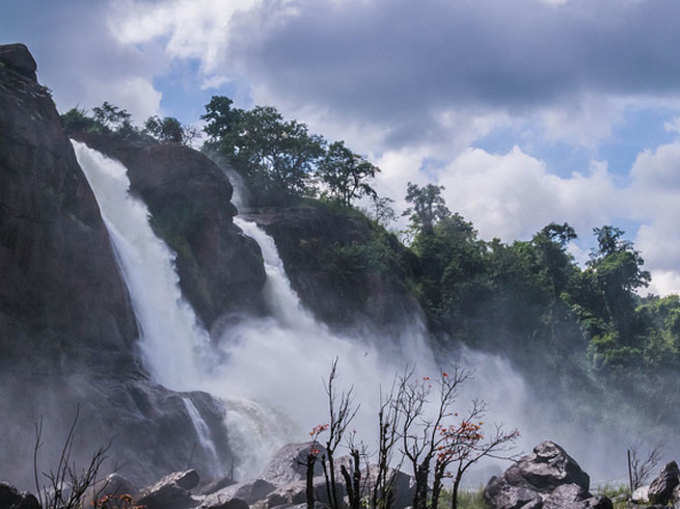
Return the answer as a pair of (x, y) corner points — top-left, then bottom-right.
(182, 397), (223, 475)
(72, 140), (536, 483)
(72, 141), (209, 390)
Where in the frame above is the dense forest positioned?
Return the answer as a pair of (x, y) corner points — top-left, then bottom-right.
(62, 98), (680, 438)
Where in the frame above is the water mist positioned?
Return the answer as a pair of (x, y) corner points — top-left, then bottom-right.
(74, 141), (617, 485)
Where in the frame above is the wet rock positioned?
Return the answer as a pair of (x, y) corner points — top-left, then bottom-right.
(261, 442), (328, 485)
(200, 475), (237, 496)
(0, 482), (40, 509)
(542, 483), (589, 509)
(233, 479), (277, 503)
(137, 470), (200, 509)
(484, 441), (610, 509)
(205, 497), (249, 509)
(0, 43), (37, 80)
(68, 130), (267, 330)
(242, 205), (421, 333)
(484, 478), (543, 509)
(649, 461), (680, 505)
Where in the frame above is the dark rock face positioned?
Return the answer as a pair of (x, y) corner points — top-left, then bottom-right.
(242, 205), (421, 332)
(234, 479), (278, 503)
(137, 481), (197, 509)
(206, 498), (250, 509)
(0, 43), (233, 489)
(0, 42), (138, 384)
(0, 43), (37, 80)
(649, 461), (680, 505)
(484, 441), (610, 509)
(0, 482), (40, 509)
(69, 131), (267, 332)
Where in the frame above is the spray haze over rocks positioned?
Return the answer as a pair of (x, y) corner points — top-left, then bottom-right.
(3, 40), (680, 509)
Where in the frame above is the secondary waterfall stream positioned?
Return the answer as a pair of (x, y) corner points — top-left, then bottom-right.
(72, 140), (539, 482)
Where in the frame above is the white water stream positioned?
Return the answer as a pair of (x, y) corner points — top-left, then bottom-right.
(72, 141), (541, 482)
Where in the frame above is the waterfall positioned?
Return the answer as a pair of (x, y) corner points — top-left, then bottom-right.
(182, 397), (223, 475)
(72, 140), (210, 390)
(72, 140), (532, 483)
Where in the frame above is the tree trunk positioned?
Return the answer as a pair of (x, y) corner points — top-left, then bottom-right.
(307, 454), (317, 509)
(450, 476), (462, 509)
(413, 461), (430, 509)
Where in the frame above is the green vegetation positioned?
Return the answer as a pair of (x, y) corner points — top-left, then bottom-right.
(201, 95), (381, 207)
(60, 102), (196, 145)
(439, 487), (487, 509)
(64, 96), (680, 438)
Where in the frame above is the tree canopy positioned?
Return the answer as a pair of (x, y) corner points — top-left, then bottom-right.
(201, 95), (381, 207)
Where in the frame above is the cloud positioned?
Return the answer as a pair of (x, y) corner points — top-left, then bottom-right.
(0, 0), (165, 121)
(630, 140), (680, 276)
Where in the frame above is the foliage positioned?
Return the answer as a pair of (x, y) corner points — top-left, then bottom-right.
(202, 95), (384, 208)
(308, 362), (516, 509)
(60, 107), (100, 132)
(202, 96), (325, 204)
(439, 487), (487, 509)
(403, 183), (451, 235)
(92, 101), (132, 131)
(318, 141), (380, 206)
(143, 115), (198, 145)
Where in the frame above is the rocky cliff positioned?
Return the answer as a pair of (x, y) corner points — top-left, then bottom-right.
(0, 43), (234, 489)
(67, 130), (267, 333)
(242, 203), (422, 333)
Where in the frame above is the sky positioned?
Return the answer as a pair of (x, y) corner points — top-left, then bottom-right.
(3, 0), (680, 294)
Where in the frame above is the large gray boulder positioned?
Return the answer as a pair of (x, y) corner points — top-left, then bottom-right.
(649, 461), (680, 505)
(136, 470), (200, 509)
(484, 441), (611, 509)
(261, 442), (328, 485)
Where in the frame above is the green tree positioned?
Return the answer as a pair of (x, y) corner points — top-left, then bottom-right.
(143, 115), (197, 145)
(568, 226), (651, 367)
(403, 183), (451, 235)
(91, 101), (131, 131)
(317, 141), (380, 207)
(202, 96), (325, 202)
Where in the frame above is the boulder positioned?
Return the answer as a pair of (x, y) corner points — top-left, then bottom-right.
(542, 483), (589, 509)
(205, 497), (249, 509)
(266, 477), (345, 508)
(199, 475), (237, 496)
(85, 473), (139, 508)
(0, 482), (40, 509)
(649, 461), (680, 505)
(362, 465), (414, 509)
(261, 442), (328, 485)
(632, 485), (650, 504)
(137, 470), (200, 509)
(484, 441), (610, 509)
(0, 43), (37, 80)
(233, 479), (277, 503)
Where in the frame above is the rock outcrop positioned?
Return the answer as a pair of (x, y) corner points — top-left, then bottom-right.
(242, 205), (421, 332)
(0, 482), (40, 509)
(137, 470), (201, 509)
(0, 42), (233, 489)
(203, 442), (413, 509)
(648, 461), (680, 505)
(68, 130), (267, 332)
(484, 441), (612, 509)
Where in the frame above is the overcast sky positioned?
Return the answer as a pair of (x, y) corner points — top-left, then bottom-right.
(3, 0), (680, 294)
